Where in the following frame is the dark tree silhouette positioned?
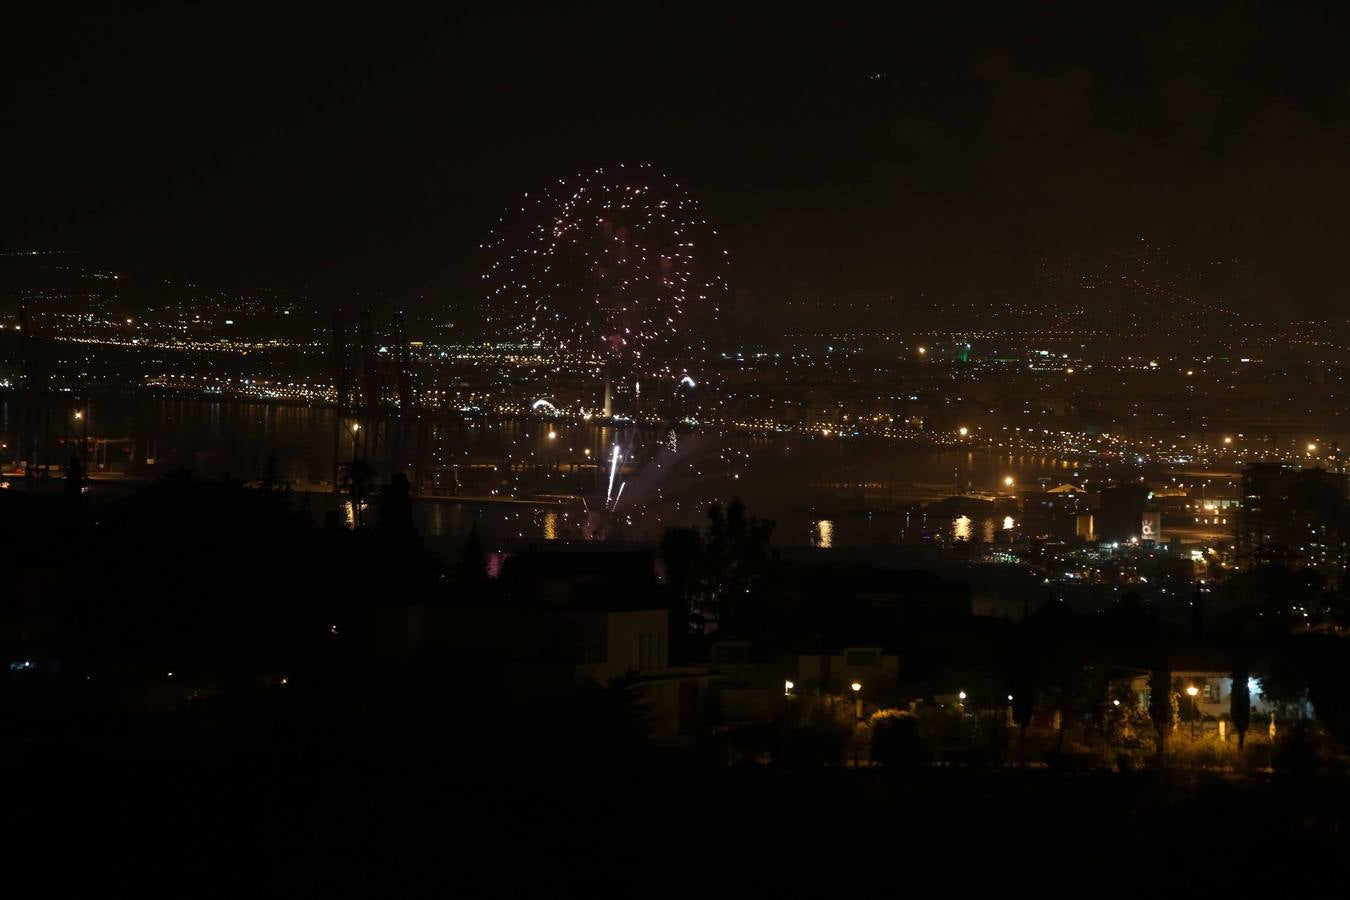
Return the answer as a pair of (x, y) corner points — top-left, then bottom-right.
(261, 453), (286, 493)
(1189, 584), (1204, 640)
(454, 523), (489, 604)
(1231, 658), (1251, 750)
(1304, 635), (1350, 751)
(660, 526), (704, 658)
(377, 471), (415, 536)
(1149, 658), (1173, 761)
(666, 498), (776, 634)
(63, 454), (84, 504)
(1011, 658), (1034, 762)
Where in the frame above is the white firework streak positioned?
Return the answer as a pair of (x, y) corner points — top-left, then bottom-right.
(607, 444), (621, 508)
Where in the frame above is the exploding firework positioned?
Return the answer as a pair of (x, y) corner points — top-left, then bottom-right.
(480, 164), (728, 362)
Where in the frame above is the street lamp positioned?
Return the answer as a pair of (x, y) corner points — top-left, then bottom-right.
(850, 681), (864, 766)
(784, 680), (794, 697)
(1186, 685), (1200, 740)
(73, 407), (89, 468)
(958, 426), (969, 437)
(351, 422), (361, 458)
(1003, 476), (1014, 489)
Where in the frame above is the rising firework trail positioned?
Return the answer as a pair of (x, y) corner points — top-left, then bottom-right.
(606, 444), (621, 509)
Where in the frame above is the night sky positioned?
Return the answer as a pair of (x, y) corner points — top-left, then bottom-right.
(6, 2), (1350, 319)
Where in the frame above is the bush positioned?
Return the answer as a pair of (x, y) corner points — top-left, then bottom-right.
(914, 704), (978, 764)
(776, 694), (855, 768)
(1173, 738), (1226, 770)
(714, 722), (773, 766)
(1243, 741), (1274, 771)
(869, 710), (925, 769)
(1045, 750), (1098, 773)
(1272, 721), (1322, 777)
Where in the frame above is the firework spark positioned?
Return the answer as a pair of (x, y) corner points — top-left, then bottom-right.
(481, 164), (727, 363)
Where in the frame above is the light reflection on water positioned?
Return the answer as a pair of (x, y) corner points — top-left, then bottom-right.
(812, 519), (834, 548)
(2, 395), (1149, 548)
(953, 515), (971, 541)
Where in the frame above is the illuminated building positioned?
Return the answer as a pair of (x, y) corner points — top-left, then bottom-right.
(1237, 464), (1349, 581)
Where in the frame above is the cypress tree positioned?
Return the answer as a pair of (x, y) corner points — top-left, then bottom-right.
(1149, 658), (1172, 760)
(1232, 660), (1251, 750)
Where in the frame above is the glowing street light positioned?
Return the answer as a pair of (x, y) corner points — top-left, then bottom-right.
(547, 430), (557, 440)
(958, 690), (967, 700)
(1003, 475), (1015, 488)
(1307, 443), (1318, 454)
(784, 680), (794, 696)
(73, 410), (83, 421)
(958, 426), (969, 437)
(850, 681), (862, 692)
(1223, 436), (1233, 445)
(917, 346), (927, 356)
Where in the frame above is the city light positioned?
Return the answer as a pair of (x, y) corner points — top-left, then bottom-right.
(9, 9), (1350, 874)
